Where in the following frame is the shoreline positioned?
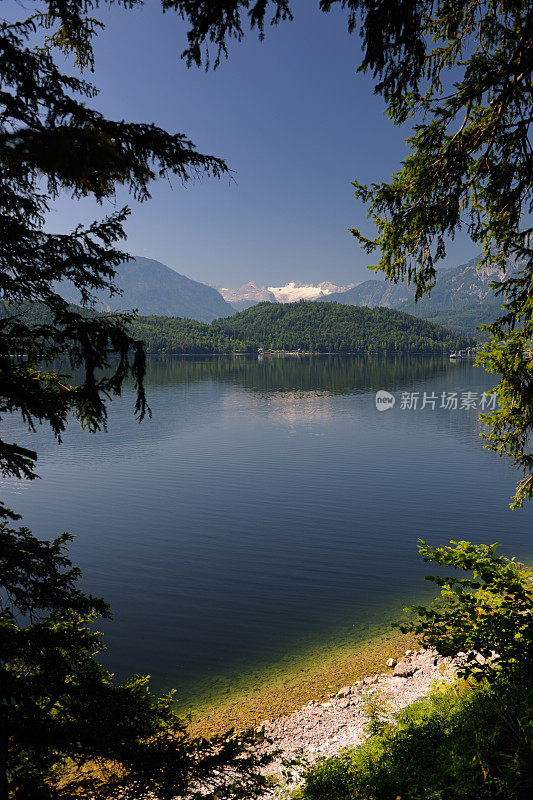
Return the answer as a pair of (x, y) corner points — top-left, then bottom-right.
(258, 647), (457, 780)
(145, 351), (464, 357)
(184, 629), (419, 737)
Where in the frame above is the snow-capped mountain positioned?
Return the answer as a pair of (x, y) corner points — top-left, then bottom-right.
(267, 281), (354, 303)
(216, 280), (354, 309)
(217, 281), (276, 303)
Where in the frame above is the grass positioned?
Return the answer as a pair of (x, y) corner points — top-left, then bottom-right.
(294, 676), (533, 800)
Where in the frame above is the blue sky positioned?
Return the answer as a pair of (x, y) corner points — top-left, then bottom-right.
(41, 2), (478, 287)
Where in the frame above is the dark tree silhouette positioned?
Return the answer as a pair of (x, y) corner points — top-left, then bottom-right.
(0, 5), (228, 517)
(0, 5), (268, 798)
(0, 523), (270, 800)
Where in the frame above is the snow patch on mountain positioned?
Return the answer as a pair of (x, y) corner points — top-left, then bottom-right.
(267, 281), (354, 303)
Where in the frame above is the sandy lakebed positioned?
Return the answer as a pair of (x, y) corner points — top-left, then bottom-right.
(185, 630), (421, 737)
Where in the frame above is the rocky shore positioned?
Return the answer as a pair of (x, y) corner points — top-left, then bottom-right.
(257, 648), (456, 781)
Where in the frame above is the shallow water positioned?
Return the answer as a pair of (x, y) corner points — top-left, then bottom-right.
(3, 354), (531, 713)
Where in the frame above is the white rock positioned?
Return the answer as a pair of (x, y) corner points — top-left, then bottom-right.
(386, 657), (397, 667)
(336, 686), (352, 698)
(405, 649), (414, 657)
(393, 659), (417, 678)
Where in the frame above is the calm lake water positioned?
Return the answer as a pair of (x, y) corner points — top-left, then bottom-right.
(3, 355), (532, 709)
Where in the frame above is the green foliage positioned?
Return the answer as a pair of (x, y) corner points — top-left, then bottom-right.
(340, 1), (533, 508)
(397, 540), (533, 681)
(0, 300), (473, 355)
(0, 6), (270, 796)
(362, 692), (391, 739)
(411, 302), (501, 340)
(297, 539), (533, 799)
(3, 4), (530, 798)
(131, 302), (473, 354)
(296, 679), (533, 800)
(0, 522), (270, 800)
(7, 1), (530, 502)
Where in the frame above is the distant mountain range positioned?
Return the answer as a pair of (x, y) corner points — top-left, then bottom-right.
(217, 280), (353, 310)
(56, 257), (233, 323)
(216, 281), (277, 311)
(216, 257), (507, 335)
(322, 256), (507, 334)
(323, 256), (502, 309)
(53, 252), (510, 333)
(267, 280), (354, 303)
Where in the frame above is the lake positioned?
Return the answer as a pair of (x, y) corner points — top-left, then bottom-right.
(3, 355), (532, 726)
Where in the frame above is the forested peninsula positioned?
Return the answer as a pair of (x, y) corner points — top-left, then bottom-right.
(1, 300), (473, 355)
(132, 302), (473, 354)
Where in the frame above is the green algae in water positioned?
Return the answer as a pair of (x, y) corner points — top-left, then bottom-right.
(179, 611), (420, 735)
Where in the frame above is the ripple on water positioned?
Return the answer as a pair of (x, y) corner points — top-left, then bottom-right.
(2, 355), (531, 717)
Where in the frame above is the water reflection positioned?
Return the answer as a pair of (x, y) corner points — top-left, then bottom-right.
(136, 353), (481, 394)
(0, 355), (528, 710)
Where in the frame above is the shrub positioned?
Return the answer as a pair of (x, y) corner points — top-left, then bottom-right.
(297, 541), (533, 800)
(297, 679), (533, 800)
(397, 540), (533, 681)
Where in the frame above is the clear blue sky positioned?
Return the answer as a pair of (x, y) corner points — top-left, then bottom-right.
(41, 2), (478, 287)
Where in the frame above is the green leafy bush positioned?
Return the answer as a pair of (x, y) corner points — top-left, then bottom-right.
(397, 540), (533, 680)
(297, 679), (533, 800)
(297, 541), (533, 800)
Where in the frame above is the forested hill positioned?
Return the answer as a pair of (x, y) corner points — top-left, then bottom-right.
(131, 302), (473, 354)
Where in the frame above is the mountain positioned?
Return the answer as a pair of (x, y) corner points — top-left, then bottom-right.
(322, 256), (503, 313)
(399, 257), (506, 315)
(218, 256), (505, 317)
(417, 303), (502, 338)
(230, 299), (262, 312)
(56, 257), (233, 323)
(321, 255), (510, 336)
(217, 281), (277, 311)
(266, 281), (353, 303)
(324, 279), (413, 308)
(131, 301), (473, 354)
(217, 280), (354, 308)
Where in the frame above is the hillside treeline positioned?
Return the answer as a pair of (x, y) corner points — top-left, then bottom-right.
(0, 300), (474, 354)
(132, 302), (473, 354)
